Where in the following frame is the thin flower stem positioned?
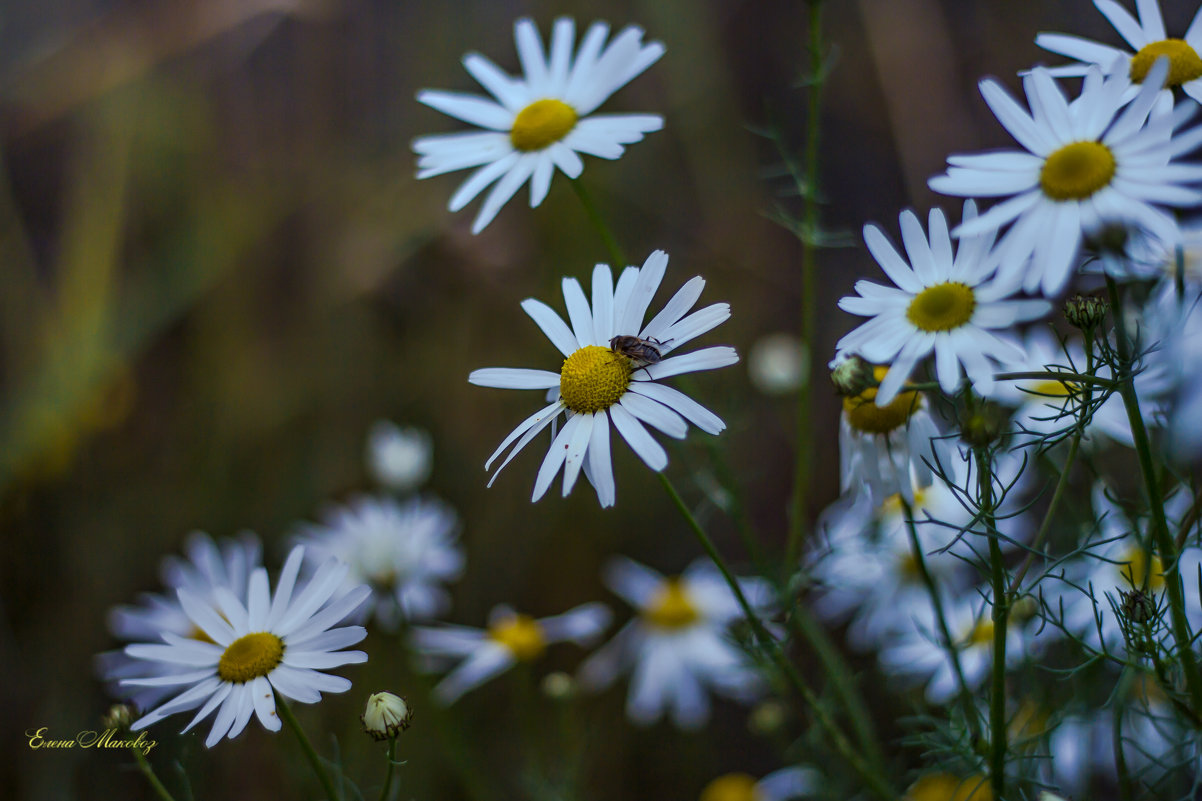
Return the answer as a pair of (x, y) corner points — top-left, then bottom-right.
(900, 498), (981, 739)
(787, 0), (827, 569)
(276, 693), (342, 801)
(377, 737), (398, 801)
(991, 370), (1114, 387)
(569, 178), (626, 268)
(657, 471), (895, 801)
(130, 747), (177, 801)
(975, 447), (1008, 801)
(1105, 276), (1202, 715)
(1007, 431), (1081, 597)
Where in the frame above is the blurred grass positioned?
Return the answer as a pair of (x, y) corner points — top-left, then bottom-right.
(0, 1), (1121, 799)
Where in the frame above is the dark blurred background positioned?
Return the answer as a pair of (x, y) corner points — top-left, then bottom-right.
(0, 0), (1154, 798)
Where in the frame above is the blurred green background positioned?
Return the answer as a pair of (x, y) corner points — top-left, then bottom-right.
(0, 0), (1153, 798)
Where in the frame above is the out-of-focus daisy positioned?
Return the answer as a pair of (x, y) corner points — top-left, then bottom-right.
(413, 17), (664, 233)
(878, 590), (1026, 704)
(929, 61), (1202, 296)
(1036, 0), (1202, 104)
(838, 203), (1050, 405)
(578, 557), (774, 729)
(294, 495), (463, 629)
(98, 531), (263, 710)
(410, 603), (610, 704)
(121, 546), (370, 748)
(698, 767), (818, 801)
(747, 333), (808, 395)
(1052, 482), (1200, 651)
(902, 774), (992, 801)
(366, 421), (432, 492)
(833, 360), (950, 505)
(469, 251), (737, 507)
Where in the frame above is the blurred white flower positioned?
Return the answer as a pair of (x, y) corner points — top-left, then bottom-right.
(295, 495), (463, 630)
(748, 333), (808, 395)
(698, 767), (818, 801)
(410, 603), (610, 704)
(413, 17), (664, 233)
(578, 557), (774, 729)
(367, 421), (432, 492)
(122, 546), (369, 748)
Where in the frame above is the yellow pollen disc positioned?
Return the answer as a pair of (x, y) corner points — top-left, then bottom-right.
(843, 367), (922, 434)
(1039, 141), (1116, 201)
(510, 99), (578, 151)
(217, 632), (285, 683)
(1119, 547), (1165, 591)
(1130, 39), (1202, 87)
(699, 773), (762, 801)
(488, 614), (546, 661)
(559, 345), (632, 414)
(906, 282), (976, 332)
(1030, 379), (1074, 397)
(967, 619), (994, 647)
(905, 774), (993, 801)
(643, 578), (701, 629)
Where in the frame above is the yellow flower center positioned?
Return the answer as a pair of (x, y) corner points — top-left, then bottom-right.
(488, 614), (546, 661)
(699, 773), (762, 801)
(905, 774), (993, 801)
(967, 618), (994, 647)
(843, 366), (922, 434)
(1119, 546), (1165, 591)
(643, 578), (701, 629)
(217, 632), (285, 683)
(1029, 379), (1074, 397)
(559, 345), (632, 414)
(907, 282), (976, 332)
(510, 99), (578, 151)
(1130, 39), (1202, 87)
(1039, 141), (1116, 201)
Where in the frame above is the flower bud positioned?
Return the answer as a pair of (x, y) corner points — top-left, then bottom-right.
(362, 692), (413, 740)
(829, 354), (875, 397)
(747, 700), (787, 736)
(1064, 294), (1107, 331)
(540, 671), (576, 701)
(748, 333), (809, 395)
(959, 402), (1008, 448)
(1120, 589), (1156, 626)
(102, 704), (135, 731)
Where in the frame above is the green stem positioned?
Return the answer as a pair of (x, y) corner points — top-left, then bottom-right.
(569, 178), (626, 268)
(377, 737), (398, 801)
(1105, 276), (1202, 715)
(786, 0), (827, 568)
(973, 447), (1008, 801)
(657, 472), (895, 801)
(130, 747), (177, 801)
(1007, 429), (1082, 596)
(276, 694), (341, 801)
(901, 499), (981, 739)
(990, 370), (1113, 387)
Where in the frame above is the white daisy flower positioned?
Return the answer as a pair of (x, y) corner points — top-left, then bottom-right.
(366, 421), (432, 492)
(1052, 482), (1200, 651)
(1036, 0), (1202, 104)
(834, 361), (950, 506)
(878, 590), (1026, 704)
(294, 495), (463, 630)
(410, 602), (610, 704)
(469, 250), (737, 507)
(929, 60), (1202, 296)
(98, 531), (263, 711)
(838, 202), (1051, 405)
(577, 557), (774, 730)
(120, 546), (370, 748)
(698, 767), (818, 801)
(413, 17), (664, 233)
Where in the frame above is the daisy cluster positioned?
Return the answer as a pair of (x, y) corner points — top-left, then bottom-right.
(819, 0), (1202, 793)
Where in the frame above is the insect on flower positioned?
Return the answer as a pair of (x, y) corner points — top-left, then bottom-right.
(610, 334), (669, 377)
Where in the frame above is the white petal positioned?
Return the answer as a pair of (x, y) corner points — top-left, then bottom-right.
(469, 367), (561, 390)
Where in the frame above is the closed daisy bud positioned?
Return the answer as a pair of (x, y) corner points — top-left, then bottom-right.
(102, 704), (135, 731)
(1063, 294), (1108, 332)
(829, 354), (875, 398)
(959, 401), (1008, 447)
(362, 692), (413, 740)
(540, 671), (576, 700)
